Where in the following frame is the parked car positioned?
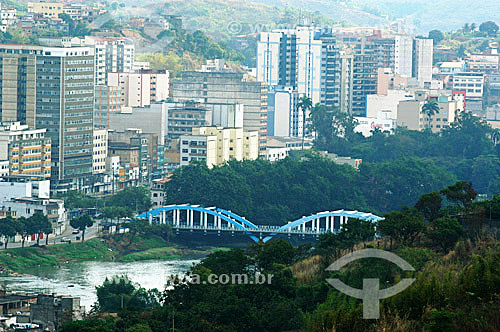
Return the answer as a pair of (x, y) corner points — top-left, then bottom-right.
(60, 237), (71, 243)
(72, 229), (80, 234)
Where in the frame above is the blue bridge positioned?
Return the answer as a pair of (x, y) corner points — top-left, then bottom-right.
(137, 204), (384, 243)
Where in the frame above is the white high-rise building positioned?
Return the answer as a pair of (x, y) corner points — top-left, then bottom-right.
(413, 38), (434, 87)
(394, 35), (413, 77)
(78, 36), (135, 85)
(256, 31), (281, 85)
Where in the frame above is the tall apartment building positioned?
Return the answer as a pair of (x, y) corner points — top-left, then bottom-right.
(172, 71), (268, 157)
(108, 71), (170, 107)
(0, 122), (51, 178)
(180, 126), (259, 168)
(413, 38), (434, 87)
(79, 36), (135, 85)
(257, 27), (352, 112)
(93, 129), (107, 174)
(267, 86), (302, 137)
(0, 47), (37, 127)
(94, 85), (122, 128)
(394, 35), (414, 77)
(0, 44), (95, 189)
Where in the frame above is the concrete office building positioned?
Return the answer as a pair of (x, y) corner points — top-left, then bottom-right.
(173, 71), (268, 157)
(108, 103), (167, 144)
(108, 71), (170, 107)
(180, 126), (259, 168)
(0, 122), (51, 178)
(165, 102), (213, 141)
(94, 85), (123, 128)
(0, 44), (95, 189)
(413, 38), (434, 87)
(0, 47), (37, 127)
(267, 86), (302, 137)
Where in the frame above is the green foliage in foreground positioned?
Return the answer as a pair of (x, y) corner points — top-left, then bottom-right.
(61, 187), (500, 332)
(60, 237), (500, 332)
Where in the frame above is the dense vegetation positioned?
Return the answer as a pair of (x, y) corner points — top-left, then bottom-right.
(164, 156), (455, 225)
(60, 185), (500, 332)
(309, 106), (500, 195)
(162, 109), (500, 225)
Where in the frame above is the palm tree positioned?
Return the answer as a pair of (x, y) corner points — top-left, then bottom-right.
(470, 23), (477, 32)
(462, 23), (470, 34)
(421, 101), (440, 130)
(296, 96), (312, 150)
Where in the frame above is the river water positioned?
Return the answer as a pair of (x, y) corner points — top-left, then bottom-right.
(0, 259), (199, 310)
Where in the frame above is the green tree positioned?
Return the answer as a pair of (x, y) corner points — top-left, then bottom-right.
(28, 212), (51, 246)
(440, 181), (477, 210)
(428, 29), (444, 44)
(479, 21), (499, 37)
(0, 216), (21, 249)
(60, 318), (116, 332)
(415, 192), (442, 221)
(70, 214), (94, 242)
(421, 100), (440, 129)
(426, 217), (465, 252)
(125, 324), (152, 332)
(296, 96), (312, 150)
(379, 207), (426, 246)
(96, 276), (159, 313)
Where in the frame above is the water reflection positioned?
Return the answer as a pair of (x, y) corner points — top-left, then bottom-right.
(0, 259), (199, 310)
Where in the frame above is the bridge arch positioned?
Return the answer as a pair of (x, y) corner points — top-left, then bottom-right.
(136, 205), (384, 243)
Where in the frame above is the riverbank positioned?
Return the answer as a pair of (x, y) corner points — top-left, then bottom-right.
(0, 234), (214, 275)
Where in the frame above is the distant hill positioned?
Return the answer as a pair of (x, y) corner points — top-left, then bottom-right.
(254, 0), (500, 33)
(133, 0), (338, 39)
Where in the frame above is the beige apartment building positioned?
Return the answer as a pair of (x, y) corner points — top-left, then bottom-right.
(108, 71), (170, 108)
(397, 95), (461, 133)
(180, 127), (259, 168)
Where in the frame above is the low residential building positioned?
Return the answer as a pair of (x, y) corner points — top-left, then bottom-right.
(0, 122), (51, 178)
(108, 71), (170, 107)
(0, 160), (8, 177)
(452, 72), (485, 112)
(366, 90), (414, 119)
(266, 136), (313, 162)
(93, 129), (108, 174)
(30, 294), (84, 331)
(465, 54), (499, 74)
(2, 196), (66, 235)
(180, 127), (259, 168)
(321, 152), (363, 170)
(355, 114), (396, 137)
(28, 1), (63, 18)
(151, 177), (170, 207)
(397, 95), (460, 133)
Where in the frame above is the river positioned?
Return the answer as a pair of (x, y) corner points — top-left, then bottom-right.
(0, 259), (200, 310)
